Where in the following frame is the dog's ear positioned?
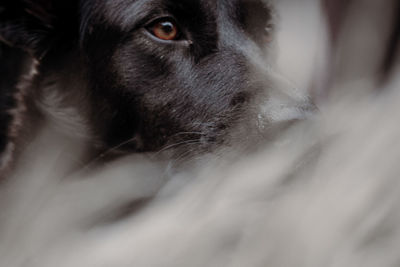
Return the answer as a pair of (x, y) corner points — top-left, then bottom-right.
(0, 0), (77, 58)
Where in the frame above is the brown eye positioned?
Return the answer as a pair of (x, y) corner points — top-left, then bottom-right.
(151, 20), (179, 41)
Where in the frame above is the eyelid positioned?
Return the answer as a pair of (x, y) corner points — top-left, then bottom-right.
(145, 15), (181, 34)
(143, 28), (191, 46)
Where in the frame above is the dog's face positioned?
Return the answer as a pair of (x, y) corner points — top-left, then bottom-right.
(0, 0), (314, 160)
(81, 0), (277, 153)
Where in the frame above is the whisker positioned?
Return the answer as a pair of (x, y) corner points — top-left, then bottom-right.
(86, 136), (141, 166)
(169, 140), (219, 166)
(171, 148), (198, 164)
(155, 139), (203, 156)
(170, 131), (205, 137)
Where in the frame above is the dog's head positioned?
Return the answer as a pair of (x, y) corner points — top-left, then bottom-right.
(0, 0), (314, 159)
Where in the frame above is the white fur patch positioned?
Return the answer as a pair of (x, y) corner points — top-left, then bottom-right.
(36, 82), (90, 140)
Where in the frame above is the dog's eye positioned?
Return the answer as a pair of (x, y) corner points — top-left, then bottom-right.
(149, 19), (180, 41)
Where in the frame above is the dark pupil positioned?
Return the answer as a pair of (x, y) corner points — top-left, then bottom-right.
(160, 21), (174, 34)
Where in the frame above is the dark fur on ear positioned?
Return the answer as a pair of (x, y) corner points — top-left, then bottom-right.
(0, 0), (78, 58)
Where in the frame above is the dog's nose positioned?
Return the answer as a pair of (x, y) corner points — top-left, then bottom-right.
(249, 101), (316, 150)
(257, 100), (315, 126)
(255, 71), (317, 132)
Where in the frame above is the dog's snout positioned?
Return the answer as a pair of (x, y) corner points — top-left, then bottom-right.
(251, 100), (316, 144)
(257, 100), (315, 128)
(258, 68), (317, 122)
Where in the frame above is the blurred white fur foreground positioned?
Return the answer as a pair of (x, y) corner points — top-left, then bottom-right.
(1, 70), (400, 267)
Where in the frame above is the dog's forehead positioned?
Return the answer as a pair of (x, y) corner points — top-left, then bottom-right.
(84, 0), (213, 29)
(82, 0), (271, 31)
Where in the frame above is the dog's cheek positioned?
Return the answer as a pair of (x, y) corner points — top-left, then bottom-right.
(83, 49), (171, 151)
(88, 38), (256, 153)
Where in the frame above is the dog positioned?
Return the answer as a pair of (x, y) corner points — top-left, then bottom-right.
(0, 0), (314, 172)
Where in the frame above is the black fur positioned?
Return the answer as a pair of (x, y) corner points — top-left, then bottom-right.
(0, 0), (314, 163)
(0, 44), (27, 157)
